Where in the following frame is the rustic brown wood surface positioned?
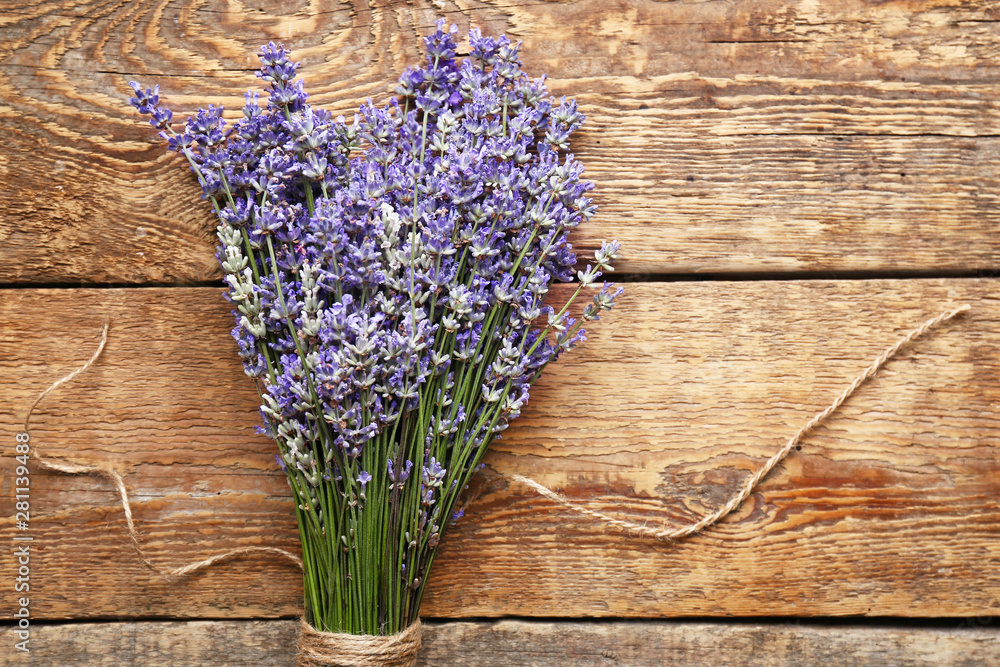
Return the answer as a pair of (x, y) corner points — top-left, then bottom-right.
(2, 0), (999, 283)
(1, 280), (997, 620)
(3, 0), (999, 662)
(5, 619), (1000, 666)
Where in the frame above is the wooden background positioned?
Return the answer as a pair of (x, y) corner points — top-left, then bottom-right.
(2, 0), (999, 664)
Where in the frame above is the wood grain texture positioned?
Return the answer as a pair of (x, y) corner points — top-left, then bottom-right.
(2, 0), (1000, 283)
(1, 280), (997, 620)
(4, 619), (1000, 666)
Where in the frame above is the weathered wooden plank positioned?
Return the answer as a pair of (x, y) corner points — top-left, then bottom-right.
(1, 280), (998, 620)
(2, 0), (1000, 283)
(4, 619), (1000, 666)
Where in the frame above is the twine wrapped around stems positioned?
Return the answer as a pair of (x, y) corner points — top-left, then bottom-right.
(296, 618), (422, 667)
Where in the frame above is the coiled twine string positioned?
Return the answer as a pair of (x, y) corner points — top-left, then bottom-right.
(23, 320), (304, 578)
(21, 305), (971, 665)
(510, 303), (972, 541)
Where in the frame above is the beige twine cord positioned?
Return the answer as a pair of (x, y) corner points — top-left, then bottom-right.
(21, 304), (968, 617)
(510, 303), (971, 541)
(25, 319), (303, 577)
(297, 618), (422, 667)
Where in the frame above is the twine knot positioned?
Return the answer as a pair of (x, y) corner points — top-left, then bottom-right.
(296, 618), (422, 667)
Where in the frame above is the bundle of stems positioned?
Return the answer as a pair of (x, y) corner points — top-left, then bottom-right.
(130, 20), (621, 635)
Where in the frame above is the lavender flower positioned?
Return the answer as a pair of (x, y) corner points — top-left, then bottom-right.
(129, 20), (621, 636)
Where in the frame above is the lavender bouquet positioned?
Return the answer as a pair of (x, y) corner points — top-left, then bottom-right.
(130, 20), (620, 647)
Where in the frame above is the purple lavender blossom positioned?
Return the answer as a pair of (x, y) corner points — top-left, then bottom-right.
(128, 19), (621, 635)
